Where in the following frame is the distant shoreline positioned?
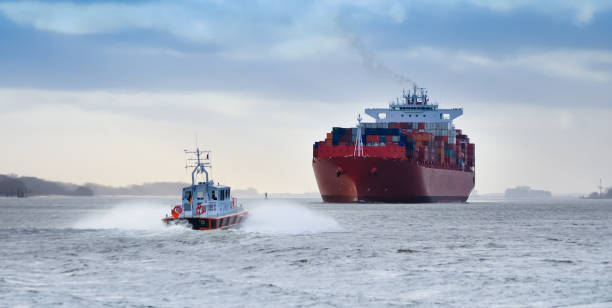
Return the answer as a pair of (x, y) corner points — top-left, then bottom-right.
(0, 174), (319, 199)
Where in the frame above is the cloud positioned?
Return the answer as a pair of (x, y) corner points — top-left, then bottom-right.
(0, 1), (214, 40)
(575, 3), (596, 25)
(0, 88), (257, 122)
(465, 0), (611, 25)
(389, 47), (612, 83)
(509, 49), (612, 82)
(1, 0), (610, 44)
(1, 0), (611, 108)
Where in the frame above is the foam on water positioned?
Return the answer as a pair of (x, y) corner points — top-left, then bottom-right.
(241, 200), (343, 235)
(72, 201), (174, 230)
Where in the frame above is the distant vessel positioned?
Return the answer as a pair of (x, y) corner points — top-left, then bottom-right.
(504, 186), (551, 198)
(162, 148), (248, 230)
(312, 86), (475, 203)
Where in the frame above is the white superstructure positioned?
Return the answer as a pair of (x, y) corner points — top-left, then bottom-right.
(364, 86), (463, 124)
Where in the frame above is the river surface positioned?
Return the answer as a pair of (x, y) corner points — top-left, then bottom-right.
(1, 196), (611, 307)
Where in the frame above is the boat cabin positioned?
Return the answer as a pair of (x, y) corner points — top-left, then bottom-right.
(180, 182), (235, 218)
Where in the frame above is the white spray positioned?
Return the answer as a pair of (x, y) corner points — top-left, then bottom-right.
(241, 200), (342, 235)
(72, 201), (178, 231)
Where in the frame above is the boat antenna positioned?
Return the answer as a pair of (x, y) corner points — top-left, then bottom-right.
(184, 147), (211, 187)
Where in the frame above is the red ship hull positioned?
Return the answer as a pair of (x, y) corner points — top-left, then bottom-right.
(313, 157), (474, 203)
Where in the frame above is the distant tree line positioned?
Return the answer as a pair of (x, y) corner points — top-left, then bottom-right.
(0, 174), (94, 197)
(1, 174), (282, 198)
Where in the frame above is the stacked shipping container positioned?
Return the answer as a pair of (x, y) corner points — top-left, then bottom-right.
(313, 122), (475, 170)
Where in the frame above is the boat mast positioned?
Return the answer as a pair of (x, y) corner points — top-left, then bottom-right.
(185, 148), (211, 187)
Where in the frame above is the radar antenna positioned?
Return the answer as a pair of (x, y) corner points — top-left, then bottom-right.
(184, 147), (212, 187)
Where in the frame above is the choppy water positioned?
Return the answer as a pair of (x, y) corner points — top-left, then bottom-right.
(1, 196), (611, 307)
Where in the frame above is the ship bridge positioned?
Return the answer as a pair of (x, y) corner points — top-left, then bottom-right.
(365, 86), (462, 123)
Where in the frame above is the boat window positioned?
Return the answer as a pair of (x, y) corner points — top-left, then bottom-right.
(197, 191), (205, 200)
(184, 190), (192, 200)
(220, 190), (225, 201)
(231, 216), (237, 224)
(211, 190), (217, 200)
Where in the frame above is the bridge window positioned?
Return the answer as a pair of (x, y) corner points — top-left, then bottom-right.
(212, 190), (217, 200)
(441, 113), (450, 120)
(378, 113), (387, 120)
(197, 191), (204, 200)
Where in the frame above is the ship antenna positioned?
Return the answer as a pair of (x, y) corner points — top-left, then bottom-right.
(599, 178), (604, 198)
(354, 114), (364, 157)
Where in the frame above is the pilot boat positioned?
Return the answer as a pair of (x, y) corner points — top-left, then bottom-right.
(162, 148), (248, 230)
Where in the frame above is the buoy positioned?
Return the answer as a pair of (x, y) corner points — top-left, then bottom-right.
(196, 204), (206, 215)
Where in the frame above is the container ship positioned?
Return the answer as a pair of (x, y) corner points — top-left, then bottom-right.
(312, 86), (475, 203)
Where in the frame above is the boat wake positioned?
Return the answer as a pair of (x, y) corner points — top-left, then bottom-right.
(72, 201), (182, 231)
(241, 200), (342, 235)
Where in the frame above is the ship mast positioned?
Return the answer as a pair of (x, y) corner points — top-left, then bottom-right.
(353, 114), (364, 157)
(599, 178), (604, 198)
(184, 148), (212, 187)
